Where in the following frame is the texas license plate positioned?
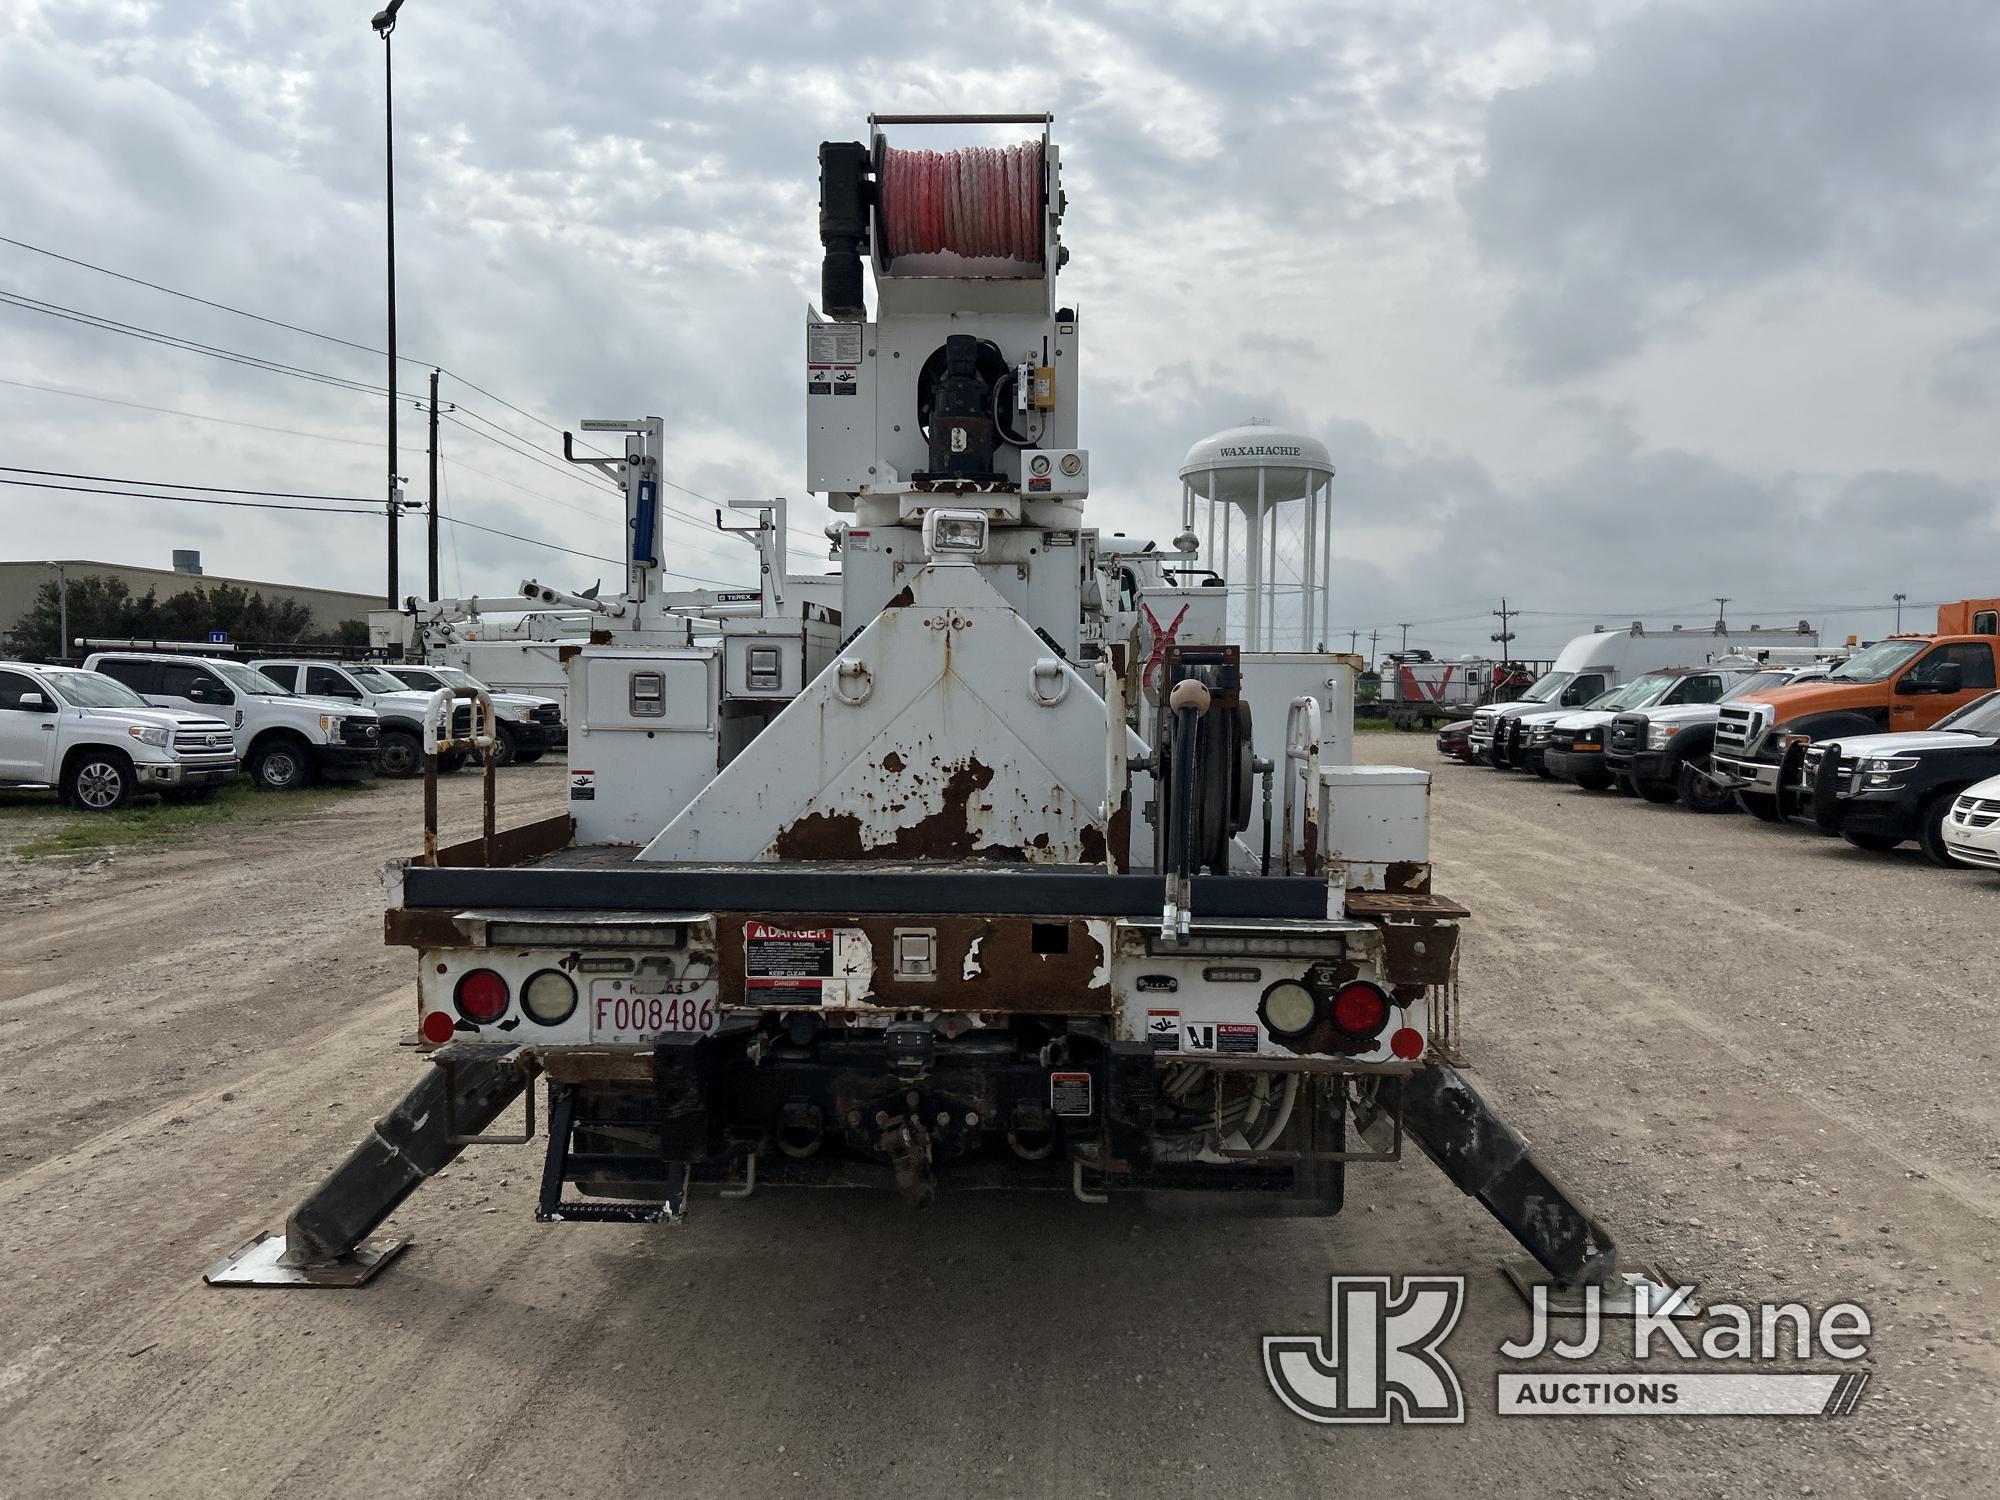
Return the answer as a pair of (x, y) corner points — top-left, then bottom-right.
(588, 980), (720, 1042)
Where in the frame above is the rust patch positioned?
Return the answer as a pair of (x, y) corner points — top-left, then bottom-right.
(384, 908), (465, 948)
(588, 628), (613, 646)
(884, 584), (916, 609)
(1384, 859), (1432, 893)
(713, 913), (1108, 1013)
(1079, 823), (1105, 865)
(1372, 919), (1459, 987)
(880, 750), (905, 773)
(771, 758), (1033, 862)
(558, 643), (583, 664)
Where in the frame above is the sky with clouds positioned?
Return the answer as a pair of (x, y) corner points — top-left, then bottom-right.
(2, 0), (1995, 657)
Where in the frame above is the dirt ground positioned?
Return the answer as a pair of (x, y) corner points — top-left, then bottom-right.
(1, 746), (1995, 1499)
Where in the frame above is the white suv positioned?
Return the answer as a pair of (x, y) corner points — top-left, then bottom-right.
(84, 652), (382, 791)
(0, 662), (238, 809)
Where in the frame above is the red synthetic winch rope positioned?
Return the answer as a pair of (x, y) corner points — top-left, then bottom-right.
(879, 141), (1043, 264)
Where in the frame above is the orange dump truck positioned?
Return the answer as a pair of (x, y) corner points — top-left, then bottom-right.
(1711, 599), (2000, 819)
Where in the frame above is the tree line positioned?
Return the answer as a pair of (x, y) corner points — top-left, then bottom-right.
(6, 575), (369, 661)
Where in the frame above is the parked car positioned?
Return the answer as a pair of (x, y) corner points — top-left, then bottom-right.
(383, 664), (564, 766)
(1800, 690), (2000, 865)
(1605, 666), (1829, 812)
(1542, 667), (1756, 791)
(250, 660), (469, 779)
(84, 651), (381, 791)
(1942, 774), (2000, 870)
(0, 661), (237, 809)
(1435, 719), (1475, 761)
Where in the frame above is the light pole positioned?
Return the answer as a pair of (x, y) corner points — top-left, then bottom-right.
(373, 0), (408, 607)
(46, 561), (67, 662)
(1893, 592), (1907, 632)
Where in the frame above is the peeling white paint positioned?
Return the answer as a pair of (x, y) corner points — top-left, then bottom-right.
(961, 935), (983, 981)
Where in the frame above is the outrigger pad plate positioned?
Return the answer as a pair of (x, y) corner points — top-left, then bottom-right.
(1500, 1254), (1700, 1320)
(203, 1231), (409, 1289)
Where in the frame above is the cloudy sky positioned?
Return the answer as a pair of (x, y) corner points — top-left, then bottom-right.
(2, 0), (1995, 657)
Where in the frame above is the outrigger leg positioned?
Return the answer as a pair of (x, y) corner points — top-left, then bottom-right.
(205, 1043), (531, 1287)
(1357, 1062), (1683, 1314)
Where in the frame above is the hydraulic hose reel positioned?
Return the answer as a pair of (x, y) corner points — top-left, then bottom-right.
(1154, 644), (1256, 900)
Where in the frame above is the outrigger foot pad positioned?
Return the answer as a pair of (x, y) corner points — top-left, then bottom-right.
(203, 1231), (409, 1288)
(203, 1043), (530, 1289)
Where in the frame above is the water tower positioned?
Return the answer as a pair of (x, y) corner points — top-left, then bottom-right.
(1177, 421), (1335, 651)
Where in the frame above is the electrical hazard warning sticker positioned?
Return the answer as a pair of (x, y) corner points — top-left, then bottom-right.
(568, 769), (595, 801)
(1147, 1009), (1181, 1051)
(1217, 1022), (1260, 1054)
(743, 922), (872, 1005)
(1049, 1071), (1093, 1118)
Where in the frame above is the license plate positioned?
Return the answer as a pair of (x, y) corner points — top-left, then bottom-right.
(588, 980), (720, 1042)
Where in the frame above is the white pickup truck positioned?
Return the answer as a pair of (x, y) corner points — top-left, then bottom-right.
(251, 659), (471, 779)
(384, 664), (564, 766)
(84, 651), (382, 791)
(0, 661), (238, 809)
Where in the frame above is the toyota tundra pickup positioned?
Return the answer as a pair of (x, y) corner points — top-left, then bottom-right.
(0, 661), (238, 809)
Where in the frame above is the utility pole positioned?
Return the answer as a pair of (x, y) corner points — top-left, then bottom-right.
(1894, 592), (1907, 632)
(1714, 596), (1729, 630)
(46, 561), (67, 662)
(1491, 597), (1517, 660)
(1367, 628), (1380, 671)
(1398, 622), (1411, 654)
(424, 367), (455, 603)
(373, 0), (408, 607)
(1348, 629), (1359, 655)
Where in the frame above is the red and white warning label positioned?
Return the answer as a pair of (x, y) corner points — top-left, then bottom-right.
(743, 922), (871, 1005)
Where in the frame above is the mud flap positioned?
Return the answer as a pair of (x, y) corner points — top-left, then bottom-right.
(1355, 1062), (1617, 1290)
(205, 1043), (530, 1286)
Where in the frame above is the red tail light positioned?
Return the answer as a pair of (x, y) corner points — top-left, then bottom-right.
(420, 1010), (457, 1044)
(1330, 981), (1391, 1038)
(1390, 1026), (1425, 1060)
(454, 968), (509, 1024)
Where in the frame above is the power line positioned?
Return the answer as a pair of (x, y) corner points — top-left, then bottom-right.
(0, 464), (379, 504)
(0, 233), (399, 366)
(0, 374), (383, 449)
(0, 232), (621, 461)
(0, 289), (389, 398)
(0, 477), (379, 515)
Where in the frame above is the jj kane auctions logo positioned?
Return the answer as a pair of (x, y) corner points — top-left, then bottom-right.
(1265, 1276), (1873, 1423)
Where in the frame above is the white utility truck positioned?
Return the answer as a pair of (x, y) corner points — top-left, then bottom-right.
(83, 649), (381, 790)
(250, 659), (469, 778)
(383, 664), (565, 766)
(210, 114), (1658, 1310)
(1468, 621), (1819, 768)
(0, 661), (237, 808)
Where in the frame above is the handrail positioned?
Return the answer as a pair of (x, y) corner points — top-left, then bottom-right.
(421, 685), (499, 867)
(1281, 696), (1325, 877)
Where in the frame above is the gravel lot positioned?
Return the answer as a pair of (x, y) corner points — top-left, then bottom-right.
(0, 745), (1994, 1498)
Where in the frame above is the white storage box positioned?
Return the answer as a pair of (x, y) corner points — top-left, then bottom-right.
(1319, 764), (1431, 892)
